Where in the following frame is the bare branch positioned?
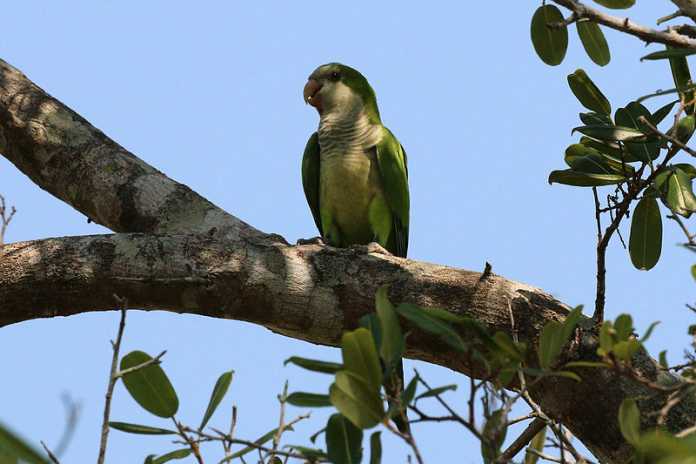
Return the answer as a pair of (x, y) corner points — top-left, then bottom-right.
(97, 297), (128, 464)
(0, 194), (16, 246)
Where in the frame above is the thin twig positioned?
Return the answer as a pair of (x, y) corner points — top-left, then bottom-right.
(657, 10), (684, 25)
(384, 420), (425, 464)
(676, 422), (696, 437)
(173, 418), (205, 464)
(114, 350), (167, 378)
(40, 441), (60, 464)
(96, 297), (128, 464)
(668, 213), (696, 246)
(272, 382), (289, 457)
(498, 418), (547, 462)
(189, 417), (312, 463)
(0, 194), (16, 246)
(639, 116), (696, 158)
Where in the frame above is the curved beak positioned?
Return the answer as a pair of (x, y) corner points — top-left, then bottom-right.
(303, 79), (323, 107)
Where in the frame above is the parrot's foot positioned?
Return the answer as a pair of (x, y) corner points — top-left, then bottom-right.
(296, 236), (325, 246)
(351, 242), (392, 256)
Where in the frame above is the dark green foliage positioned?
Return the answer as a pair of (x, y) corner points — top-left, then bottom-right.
(577, 21), (610, 66)
(531, 5), (568, 66)
(629, 196), (663, 270)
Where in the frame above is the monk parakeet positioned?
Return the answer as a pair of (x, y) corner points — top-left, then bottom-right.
(301, 63), (409, 257)
(301, 63), (410, 432)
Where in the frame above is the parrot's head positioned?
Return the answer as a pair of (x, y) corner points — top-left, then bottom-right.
(303, 63), (381, 122)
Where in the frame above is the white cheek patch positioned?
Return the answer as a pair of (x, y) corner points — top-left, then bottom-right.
(323, 81), (362, 114)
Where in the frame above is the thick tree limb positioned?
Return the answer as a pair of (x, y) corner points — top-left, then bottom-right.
(0, 234), (693, 463)
(552, 0), (696, 49)
(0, 59), (262, 239)
(0, 58), (694, 463)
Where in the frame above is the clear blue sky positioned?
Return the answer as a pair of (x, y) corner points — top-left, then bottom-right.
(1, 2), (693, 462)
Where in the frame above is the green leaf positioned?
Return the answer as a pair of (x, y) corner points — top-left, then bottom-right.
(120, 351), (179, 418)
(551, 371), (582, 382)
(580, 136), (623, 158)
(492, 332), (524, 361)
(285, 445), (327, 461)
(561, 306), (584, 342)
(692, 265), (696, 281)
(199, 370), (233, 430)
(401, 376), (418, 406)
(151, 449), (191, 464)
(577, 21), (610, 66)
(668, 45), (695, 114)
(675, 115), (696, 143)
(642, 48), (696, 61)
(330, 372), (385, 429)
(564, 361), (611, 368)
(663, 168), (696, 217)
(572, 125), (646, 142)
(593, 0), (635, 8)
(284, 356), (343, 374)
(614, 314), (633, 341)
(615, 102), (661, 161)
(108, 422), (177, 435)
(598, 321), (614, 355)
(564, 144), (633, 175)
(651, 100), (678, 125)
(524, 426), (547, 464)
(579, 112), (612, 126)
(415, 384), (458, 400)
(659, 350), (669, 369)
(629, 196), (663, 270)
(375, 286), (404, 371)
(341, 328), (382, 391)
(359, 313), (382, 351)
(638, 430), (696, 461)
(568, 69), (611, 115)
(530, 5), (568, 66)
(613, 339), (641, 362)
(0, 423), (49, 464)
(369, 432), (382, 464)
(325, 414), (363, 464)
(549, 169), (625, 187)
(639, 321), (660, 343)
(286, 392), (333, 408)
(395, 303), (467, 352)
(675, 163), (696, 179)
(538, 321), (565, 369)
(618, 398), (641, 445)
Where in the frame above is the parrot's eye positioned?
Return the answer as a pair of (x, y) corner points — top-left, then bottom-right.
(330, 71), (341, 81)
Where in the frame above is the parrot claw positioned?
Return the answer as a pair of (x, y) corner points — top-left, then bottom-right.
(296, 236), (325, 246)
(351, 242), (392, 256)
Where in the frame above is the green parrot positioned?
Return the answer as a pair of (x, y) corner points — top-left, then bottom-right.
(301, 63), (409, 257)
(301, 63), (410, 432)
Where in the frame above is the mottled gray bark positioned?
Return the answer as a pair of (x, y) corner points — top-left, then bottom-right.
(0, 57), (693, 463)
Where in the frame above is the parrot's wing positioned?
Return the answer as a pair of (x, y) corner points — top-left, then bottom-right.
(375, 128), (410, 257)
(301, 132), (323, 235)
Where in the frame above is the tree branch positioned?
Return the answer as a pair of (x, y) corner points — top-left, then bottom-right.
(552, 0), (696, 49)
